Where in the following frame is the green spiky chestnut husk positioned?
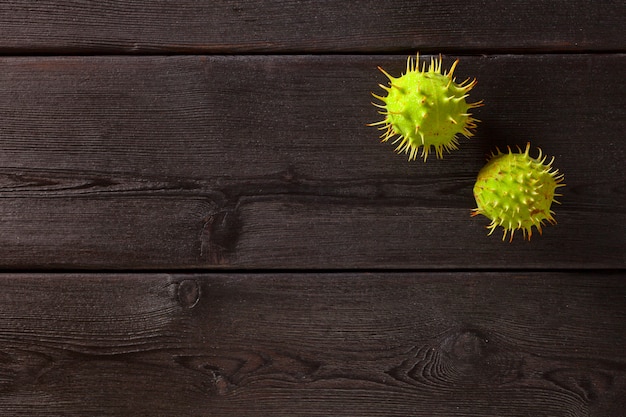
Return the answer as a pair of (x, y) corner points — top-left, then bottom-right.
(472, 143), (565, 241)
(369, 54), (483, 161)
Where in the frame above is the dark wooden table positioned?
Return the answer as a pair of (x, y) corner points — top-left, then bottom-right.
(0, 1), (624, 416)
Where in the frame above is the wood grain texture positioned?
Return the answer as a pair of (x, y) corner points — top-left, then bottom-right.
(1, 3), (623, 417)
(0, 0), (624, 54)
(0, 272), (624, 416)
(0, 54), (624, 269)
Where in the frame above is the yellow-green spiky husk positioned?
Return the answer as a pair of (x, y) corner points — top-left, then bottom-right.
(472, 143), (565, 241)
(369, 54), (482, 161)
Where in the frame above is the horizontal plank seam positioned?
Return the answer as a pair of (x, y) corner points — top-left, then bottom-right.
(0, 268), (622, 275)
(0, 49), (625, 58)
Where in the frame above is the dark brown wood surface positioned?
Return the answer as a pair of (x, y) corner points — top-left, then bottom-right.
(0, 0), (624, 415)
(0, 54), (624, 269)
(0, 272), (624, 417)
(1, 1), (624, 54)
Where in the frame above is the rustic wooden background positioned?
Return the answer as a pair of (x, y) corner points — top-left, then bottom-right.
(0, 1), (624, 416)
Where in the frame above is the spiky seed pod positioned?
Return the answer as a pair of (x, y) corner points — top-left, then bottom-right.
(369, 54), (483, 161)
(472, 143), (565, 242)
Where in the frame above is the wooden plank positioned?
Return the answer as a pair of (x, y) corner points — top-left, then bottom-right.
(0, 1), (624, 54)
(0, 54), (624, 269)
(0, 272), (623, 416)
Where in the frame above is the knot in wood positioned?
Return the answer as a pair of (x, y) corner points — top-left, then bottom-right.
(177, 279), (201, 309)
(442, 329), (488, 363)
